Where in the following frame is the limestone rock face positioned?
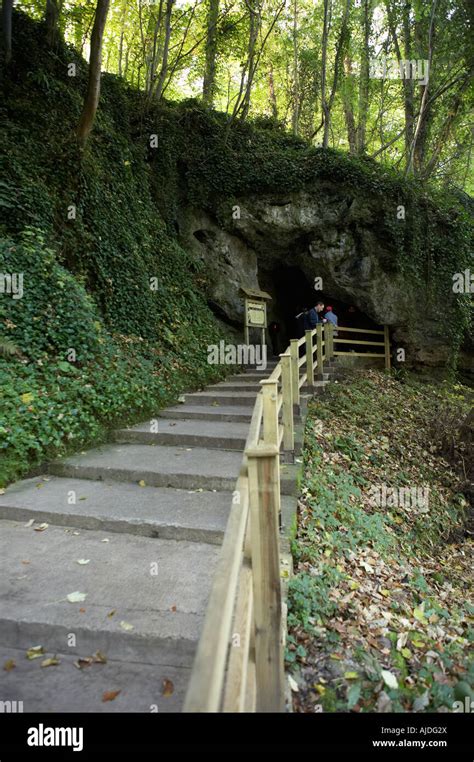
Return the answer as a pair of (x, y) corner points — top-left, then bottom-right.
(179, 187), (472, 374)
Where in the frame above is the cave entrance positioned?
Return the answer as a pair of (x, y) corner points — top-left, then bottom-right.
(267, 265), (380, 353)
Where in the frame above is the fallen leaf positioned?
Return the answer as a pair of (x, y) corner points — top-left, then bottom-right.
(26, 646), (45, 660)
(288, 675), (299, 692)
(67, 591), (87, 603)
(138, 480), (146, 487)
(74, 651), (107, 669)
(76, 559), (90, 565)
(413, 691), (430, 712)
(34, 523), (49, 532)
(120, 620), (134, 631)
(107, 610), (116, 618)
(344, 671), (359, 680)
(381, 670), (399, 690)
(3, 659), (16, 671)
(162, 679), (174, 696)
(102, 690), (121, 702)
(376, 690), (393, 712)
(24, 519), (34, 528)
(41, 657), (60, 668)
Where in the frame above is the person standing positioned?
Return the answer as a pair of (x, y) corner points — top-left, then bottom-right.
(324, 305), (338, 334)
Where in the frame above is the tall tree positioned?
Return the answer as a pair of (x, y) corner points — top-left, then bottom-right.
(153, 0), (174, 101)
(45, 0), (60, 47)
(202, 0), (220, 106)
(406, 0), (437, 175)
(322, 0), (350, 148)
(77, 0), (110, 148)
(2, 0), (13, 64)
(356, 0), (371, 153)
(291, 0), (300, 134)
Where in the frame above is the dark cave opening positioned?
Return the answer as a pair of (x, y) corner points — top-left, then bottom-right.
(265, 265), (381, 355)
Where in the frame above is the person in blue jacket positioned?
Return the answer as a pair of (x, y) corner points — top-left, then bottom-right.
(324, 305), (338, 333)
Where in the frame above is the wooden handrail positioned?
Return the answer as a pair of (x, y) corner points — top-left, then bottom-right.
(334, 325), (384, 335)
(334, 338), (384, 346)
(184, 320), (391, 712)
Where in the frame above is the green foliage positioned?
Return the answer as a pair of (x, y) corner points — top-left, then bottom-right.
(287, 371), (472, 713)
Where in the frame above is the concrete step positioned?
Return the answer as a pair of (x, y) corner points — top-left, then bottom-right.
(0, 519), (220, 669)
(0, 644), (187, 712)
(228, 373), (268, 382)
(49, 443), (243, 492)
(49, 444), (298, 495)
(209, 382), (262, 393)
(183, 391), (258, 407)
(158, 404), (254, 423)
(114, 418), (248, 451)
(0, 476), (231, 545)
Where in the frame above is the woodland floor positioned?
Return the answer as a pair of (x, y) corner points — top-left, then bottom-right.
(287, 370), (473, 713)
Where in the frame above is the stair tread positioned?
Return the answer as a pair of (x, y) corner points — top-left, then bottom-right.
(0, 476), (231, 543)
(0, 520), (219, 659)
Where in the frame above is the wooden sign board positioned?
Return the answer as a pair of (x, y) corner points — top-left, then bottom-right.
(246, 299), (267, 328)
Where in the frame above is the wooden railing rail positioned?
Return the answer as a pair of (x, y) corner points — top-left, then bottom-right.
(184, 321), (390, 712)
(333, 324), (391, 369)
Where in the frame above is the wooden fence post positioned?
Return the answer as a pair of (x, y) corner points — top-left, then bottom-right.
(305, 329), (314, 388)
(290, 338), (300, 407)
(246, 443), (285, 712)
(384, 325), (391, 370)
(316, 323), (324, 378)
(324, 322), (334, 361)
(280, 352), (294, 453)
(260, 379), (279, 447)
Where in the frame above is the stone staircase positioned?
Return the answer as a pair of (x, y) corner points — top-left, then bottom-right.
(0, 359), (333, 712)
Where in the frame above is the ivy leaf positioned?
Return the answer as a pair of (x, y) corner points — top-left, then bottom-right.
(381, 670), (399, 690)
(347, 683), (361, 709)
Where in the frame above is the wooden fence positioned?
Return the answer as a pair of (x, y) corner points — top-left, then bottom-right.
(183, 322), (390, 713)
(333, 324), (391, 369)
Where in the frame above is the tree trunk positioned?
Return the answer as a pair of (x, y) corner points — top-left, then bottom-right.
(202, 0), (219, 107)
(406, 0), (437, 175)
(239, 1), (260, 120)
(356, 0), (371, 153)
(268, 64), (278, 119)
(45, 0), (60, 47)
(320, 0), (330, 145)
(385, 0), (415, 164)
(323, 0), (350, 148)
(154, 0), (174, 101)
(342, 55), (357, 154)
(401, 2), (415, 158)
(77, 0), (110, 149)
(117, 0), (128, 77)
(2, 0), (13, 64)
(291, 0), (299, 135)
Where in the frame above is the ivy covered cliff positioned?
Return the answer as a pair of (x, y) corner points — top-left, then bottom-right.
(1, 13), (472, 484)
